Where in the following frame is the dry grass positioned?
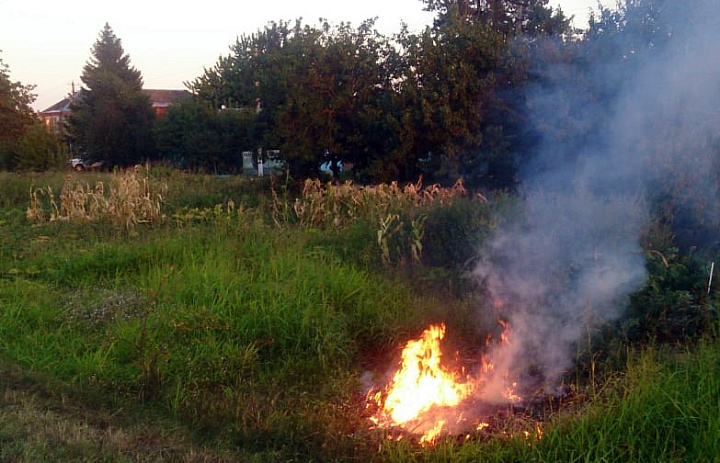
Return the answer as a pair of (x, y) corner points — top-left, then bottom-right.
(292, 177), (468, 229)
(290, 178), (469, 265)
(26, 165), (167, 229)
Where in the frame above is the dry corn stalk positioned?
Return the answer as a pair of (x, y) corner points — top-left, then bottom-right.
(26, 165), (167, 228)
(378, 213), (400, 266)
(292, 177), (468, 229)
(288, 177), (468, 266)
(410, 214), (427, 265)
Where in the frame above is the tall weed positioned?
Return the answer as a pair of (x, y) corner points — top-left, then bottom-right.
(290, 178), (489, 267)
(26, 165), (166, 228)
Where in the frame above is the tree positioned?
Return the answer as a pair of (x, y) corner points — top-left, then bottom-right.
(390, 16), (525, 188)
(189, 19), (397, 180)
(274, 19), (394, 179)
(9, 123), (70, 171)
(0, 54), (37, 167)
(189, 21), (298, 177)
(421, 0), (571, 36)
(381, 1), (572, 188)
(67, 23), (156, 167)
(155, 98), (253, 173)
(584, 0), (720, 248)
(524, 0), (673, 171)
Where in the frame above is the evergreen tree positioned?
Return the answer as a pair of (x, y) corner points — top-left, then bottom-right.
(67, 23), (156, 167)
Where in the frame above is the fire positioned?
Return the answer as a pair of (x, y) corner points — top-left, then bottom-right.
(367, 324), (474, 443)
(366, 321), (523, 445)
(420, 420), (447, 445)
(383, 324), (472, 421)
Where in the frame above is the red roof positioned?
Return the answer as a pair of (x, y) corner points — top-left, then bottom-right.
(143, 89), (192, 108)
(40, 88), (192, 115)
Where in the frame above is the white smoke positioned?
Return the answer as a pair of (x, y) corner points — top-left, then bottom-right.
(474, 0), (720, 394)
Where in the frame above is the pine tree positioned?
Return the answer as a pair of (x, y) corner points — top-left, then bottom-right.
(67, 23), (156, 167)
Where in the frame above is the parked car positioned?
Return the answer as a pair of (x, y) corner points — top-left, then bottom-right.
(69, 158), (104, 171)
(69, 158), (86, 171)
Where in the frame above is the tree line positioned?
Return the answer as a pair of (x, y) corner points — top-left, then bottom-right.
(176, 0), (574, 186)
(1, 0), (706, 192)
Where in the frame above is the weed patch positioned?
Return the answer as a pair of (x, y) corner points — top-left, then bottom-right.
(27, 165), (166, 228)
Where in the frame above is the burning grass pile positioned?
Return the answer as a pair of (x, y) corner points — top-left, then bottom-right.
(362, 321), (581, 447)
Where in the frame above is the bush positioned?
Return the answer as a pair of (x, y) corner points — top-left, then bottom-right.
(622, 248), (718, 343)
(422, 197), (494, 270)
(584, 246), (719, 374)
(5, 123), (69, 172)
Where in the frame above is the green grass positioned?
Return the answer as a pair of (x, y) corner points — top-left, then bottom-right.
(1, 170), (719, 462)
(540, 341), (720, 463)
(0, 357), (239, 462)
(375, 339), (720, 463)
(0, 212), (435, 459)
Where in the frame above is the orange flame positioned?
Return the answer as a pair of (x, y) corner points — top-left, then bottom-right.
(367, 324), (474, 443)
(383, 324), (472, 421)
(367, 321), (522, 444)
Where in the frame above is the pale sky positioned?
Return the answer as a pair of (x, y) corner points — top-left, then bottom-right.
(0, 0), (600, 112)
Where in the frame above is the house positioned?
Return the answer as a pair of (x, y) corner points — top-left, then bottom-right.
(39, 88), (191, 132)
(39, 94), (76, 132)
(142, 89), (192, 118)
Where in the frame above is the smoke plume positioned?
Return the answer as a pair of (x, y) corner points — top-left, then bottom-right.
(475, 0), (720, 394)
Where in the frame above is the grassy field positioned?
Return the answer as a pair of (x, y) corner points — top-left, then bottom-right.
(1, 169), (718, 462)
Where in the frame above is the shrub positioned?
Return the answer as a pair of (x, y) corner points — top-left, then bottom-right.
(7, 123), (69, 172)
(422, 196), (498, 270)
(622, 248), (718, 343)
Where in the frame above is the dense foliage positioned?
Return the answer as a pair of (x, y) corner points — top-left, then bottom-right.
(66, 23), (157, 168)
(421, 0), (572, 34)
(0, 55), (67, 170)
(182, 2), (571, 183)
(154, 99), (254, 172)
(0, 56), (36, 149)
